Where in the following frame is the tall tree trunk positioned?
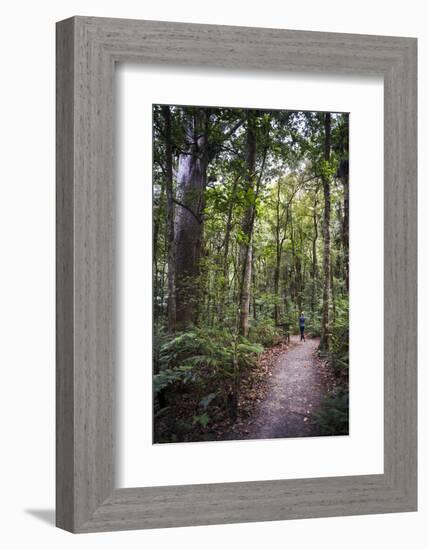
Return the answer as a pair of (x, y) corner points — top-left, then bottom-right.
(311, 197), (318, 314)
(320, 113), (331, 351)
(219, 175), (239, 319)
(330, 253), (336, 323)
(338, 113), (349, 293)
(238, 112), (257, 337)
(341, 160), (349, 292)
(174, 111), (208, 330)
(282, 264), (289, 320)
(289, 211), (302, 313)
(274, 193), (293, 324)
(274, 256), (281, 324)
(239, 234), (253, 337)
(153, 180), (165, 325)
(161, 105), (177, 332)
(252, 251), (257, 321)
(274, 182), (281, 324)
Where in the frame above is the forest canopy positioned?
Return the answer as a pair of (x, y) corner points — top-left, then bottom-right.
(152, 104), (349, 443)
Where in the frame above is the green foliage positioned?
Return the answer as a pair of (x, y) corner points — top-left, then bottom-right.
(153, 327), (264, 440)
(329, 296), (349, 377)
(153, 365), (193, 394)
(153, 106), (349, 442)
(305, 315), (322, 337)
(199, 392), (218, 409)
(248, 319), (283, 347)
(193, 412), (210, 428)
(153, 327), (264, 396)
(319, 159), (337, 181)
(313, 296), (349, 436)
(312, 386), (349, 436)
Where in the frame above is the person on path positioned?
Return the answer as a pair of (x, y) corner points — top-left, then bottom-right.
(299, 312), (306, 341)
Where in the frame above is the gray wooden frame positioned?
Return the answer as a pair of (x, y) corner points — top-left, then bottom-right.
(56, 16), (417, 533)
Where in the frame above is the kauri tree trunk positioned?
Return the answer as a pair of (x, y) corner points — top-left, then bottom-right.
(174, 110), (209, 331)
(161, 105), (177, 333)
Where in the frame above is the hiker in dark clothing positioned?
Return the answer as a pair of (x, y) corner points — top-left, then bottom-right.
(299, 313), (306, 341)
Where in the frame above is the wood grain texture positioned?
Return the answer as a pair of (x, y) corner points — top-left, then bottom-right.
(56, 16), (417, 533)
(56, 18), (75, 532)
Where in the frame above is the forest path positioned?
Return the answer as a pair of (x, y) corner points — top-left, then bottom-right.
(247, 335), (325, 439)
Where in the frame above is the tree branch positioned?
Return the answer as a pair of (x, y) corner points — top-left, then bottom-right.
(172, 198), (203, 224)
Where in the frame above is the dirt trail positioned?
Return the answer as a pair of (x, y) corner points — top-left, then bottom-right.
(247, 335), (325, 439)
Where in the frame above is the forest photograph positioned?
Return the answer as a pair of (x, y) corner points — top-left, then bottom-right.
(152, 104), (349, 444)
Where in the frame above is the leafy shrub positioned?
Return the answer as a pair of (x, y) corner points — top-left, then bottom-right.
(153, 327), (263, 396)
(313, 297), (349, 435)
(305, 312), (322, 337)
(153, 327), (264, 436)
(329, 297), (349, 379)
(153, 365), (193, 394)
(193, 412), (210, 428)
(313, 386), (349, 436)
(316, 297), (348, 376)
(248, 319), (283, 347)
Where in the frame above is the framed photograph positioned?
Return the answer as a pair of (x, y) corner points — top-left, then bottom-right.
(150, 103), (350, 446)
(56, 16), (417, 532)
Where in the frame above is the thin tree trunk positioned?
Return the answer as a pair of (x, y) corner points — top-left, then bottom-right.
(311, 196), (318, 314)
(330, 256), (336, 323)
(321, 112), (331, 351)
(274, 257), (281, 324)
(274, 181), (281, 324)
(153, 181), (165, 325)
(252, 251), (257, 321)
(219, 175), (239, 318)
(290, 211), (302, 313)
(239, 234), (253, 336)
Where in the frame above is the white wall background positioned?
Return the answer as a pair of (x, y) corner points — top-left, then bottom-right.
(0, 1), (425, 548)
